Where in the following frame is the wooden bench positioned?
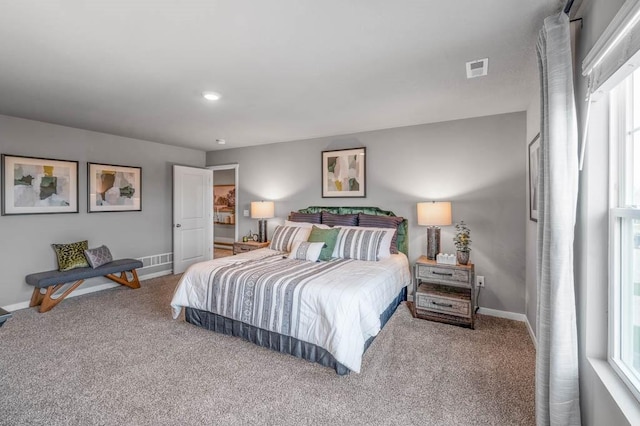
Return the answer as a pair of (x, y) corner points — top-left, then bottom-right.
(26, 259), (143, 313)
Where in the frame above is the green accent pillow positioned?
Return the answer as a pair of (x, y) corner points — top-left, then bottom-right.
(52, 240), (90, 271)
(307, 226), (340, 261)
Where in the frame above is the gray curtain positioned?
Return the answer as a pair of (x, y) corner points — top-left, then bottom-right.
(535, 12), (581, 426)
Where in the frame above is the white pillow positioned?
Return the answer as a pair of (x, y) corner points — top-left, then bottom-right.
(284, 220), (330, 229)
(269, 225), (311, 252)
(287, 241), (326, 262)
(332, 226), (395, 261)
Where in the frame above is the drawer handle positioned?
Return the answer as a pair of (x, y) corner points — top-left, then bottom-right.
(433, 272), (453, 276)
(432, 301), (454, 308)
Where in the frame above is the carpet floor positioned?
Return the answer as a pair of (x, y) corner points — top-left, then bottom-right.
(0, 275), (535, 425)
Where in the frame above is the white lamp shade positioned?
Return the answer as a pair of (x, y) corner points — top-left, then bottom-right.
(250, 201), (275, 219)
(417, 202), (452, 226)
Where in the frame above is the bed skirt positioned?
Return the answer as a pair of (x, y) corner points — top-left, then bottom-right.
(184, 286), (407, 375)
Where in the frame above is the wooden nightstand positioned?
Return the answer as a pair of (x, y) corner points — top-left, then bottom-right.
(233, 240), (270, 255)
(412, 256), (475, 329)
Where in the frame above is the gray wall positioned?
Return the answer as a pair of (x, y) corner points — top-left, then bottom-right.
(525, 82), (540, 337)
(208, 112), (527, 314)
(0, 114), (205, 308)
(213, 169), (235, 185)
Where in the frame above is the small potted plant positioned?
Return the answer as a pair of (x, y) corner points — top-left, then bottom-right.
(453, 221), (471, 265)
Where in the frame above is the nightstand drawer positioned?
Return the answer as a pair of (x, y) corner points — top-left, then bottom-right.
(415, 292), (471, 318)
(416, 264), (469, 285)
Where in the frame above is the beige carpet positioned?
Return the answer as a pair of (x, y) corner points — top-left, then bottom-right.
(0, 275), (535, 425)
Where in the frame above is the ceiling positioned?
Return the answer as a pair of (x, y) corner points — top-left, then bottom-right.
(0, 0), (564, 151)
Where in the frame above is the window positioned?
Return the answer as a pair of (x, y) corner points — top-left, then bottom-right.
(610, 66), (640, 400)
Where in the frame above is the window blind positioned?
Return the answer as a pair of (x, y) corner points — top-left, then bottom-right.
(582, 0), (640, 94)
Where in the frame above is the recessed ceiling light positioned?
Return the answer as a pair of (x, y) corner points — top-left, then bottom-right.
(203, 91), (221, 101)
(216, 139), (226, 145)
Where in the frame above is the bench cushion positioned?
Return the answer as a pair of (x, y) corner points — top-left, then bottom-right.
(26, 259), (143, 288)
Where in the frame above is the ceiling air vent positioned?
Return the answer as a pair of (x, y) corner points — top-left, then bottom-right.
(466, 58), (489, 79)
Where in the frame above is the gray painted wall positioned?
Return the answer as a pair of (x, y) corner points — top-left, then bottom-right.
(0, 114), (205, 308)
(525, 82), (540, 337)
(213, 169), (235, 185)
(207, 112), (527, 314)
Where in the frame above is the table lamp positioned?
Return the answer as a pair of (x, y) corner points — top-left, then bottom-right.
(417, 201), (452, 260)
(251, 201), (275, 243)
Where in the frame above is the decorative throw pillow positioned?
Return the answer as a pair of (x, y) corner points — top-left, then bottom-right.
(269, 225), (311, 252)
(52, 240), (90, 271)
(287, 241), (326, 262)
(84, 245), (114, 268)
(321, 211), (358, 227)
(332, 227), (395, 261)
(284, 220), (331, 229)
(288, 211), (322, 224)
(357, 213), (404, 254)
(307, 225), (340, 261)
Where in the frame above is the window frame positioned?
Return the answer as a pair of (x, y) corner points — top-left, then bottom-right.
(609, 71), (640, 402)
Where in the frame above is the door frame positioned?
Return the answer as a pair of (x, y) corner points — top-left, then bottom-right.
(209, 163), (239, 247)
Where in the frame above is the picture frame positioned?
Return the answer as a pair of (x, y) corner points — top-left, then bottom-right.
(528, 134), (541, 222)
(321, 147), (366, 198)
(1, 154), (79, 215)
(213, 185), (235, 212)
(87, 162), (141, 212)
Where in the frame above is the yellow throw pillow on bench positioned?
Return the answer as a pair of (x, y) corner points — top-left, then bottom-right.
(52, 240), (89, 271)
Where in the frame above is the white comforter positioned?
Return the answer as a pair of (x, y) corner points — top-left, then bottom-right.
(170, 249), (410, 373)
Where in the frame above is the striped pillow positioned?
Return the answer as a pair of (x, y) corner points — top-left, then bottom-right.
(287, 241), (325, 262)
(333, 227), (395, 261)
(269, 225), (311, 252)
(321, 211), (358, 227)
(284, 220), (330, 230)
(357, 213), (404, 254)
(288, 211), (322, 224)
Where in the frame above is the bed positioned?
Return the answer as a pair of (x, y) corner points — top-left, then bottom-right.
(170, 206), (411, 374)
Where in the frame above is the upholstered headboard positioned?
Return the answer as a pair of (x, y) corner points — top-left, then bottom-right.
(297, 206), (409, 257)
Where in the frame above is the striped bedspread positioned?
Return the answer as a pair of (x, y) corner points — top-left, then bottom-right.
(171, 249), (410, 373)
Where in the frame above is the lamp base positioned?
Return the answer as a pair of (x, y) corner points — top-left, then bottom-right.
(426, 226), (441, 260)
(258, 219), (268, 243)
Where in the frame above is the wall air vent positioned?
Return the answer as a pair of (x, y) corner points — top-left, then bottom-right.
(466, 58), (489, 79)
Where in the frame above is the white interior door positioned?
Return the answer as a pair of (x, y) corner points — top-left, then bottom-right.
(173, 165), (213, 274)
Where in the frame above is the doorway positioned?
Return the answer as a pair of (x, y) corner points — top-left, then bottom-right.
(209, 164), (238, 258)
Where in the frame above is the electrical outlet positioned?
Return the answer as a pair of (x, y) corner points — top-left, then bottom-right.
(243, 209), (249, 217)
(476, 276), (485, 287)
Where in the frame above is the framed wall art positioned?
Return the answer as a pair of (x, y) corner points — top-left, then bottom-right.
(1, 154), (79, 215)
(214, 185), (235, 213)
(88, 162), (141, 212)
(528, 133), (540, 222)
(321, 147), (366, 198)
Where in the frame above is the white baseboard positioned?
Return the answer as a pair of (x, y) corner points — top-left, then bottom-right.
(2, 269), (173, 312)
(477, 307), (537, 349)
(477, 307), (527, 321)
(524, 316), (538, 349)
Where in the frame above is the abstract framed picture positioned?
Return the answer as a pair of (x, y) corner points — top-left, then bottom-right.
(1, 154), (79, 215)
(528, 133), (541, 222)
(322, 147), (366, 198)
(88, 162), (141, 212)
